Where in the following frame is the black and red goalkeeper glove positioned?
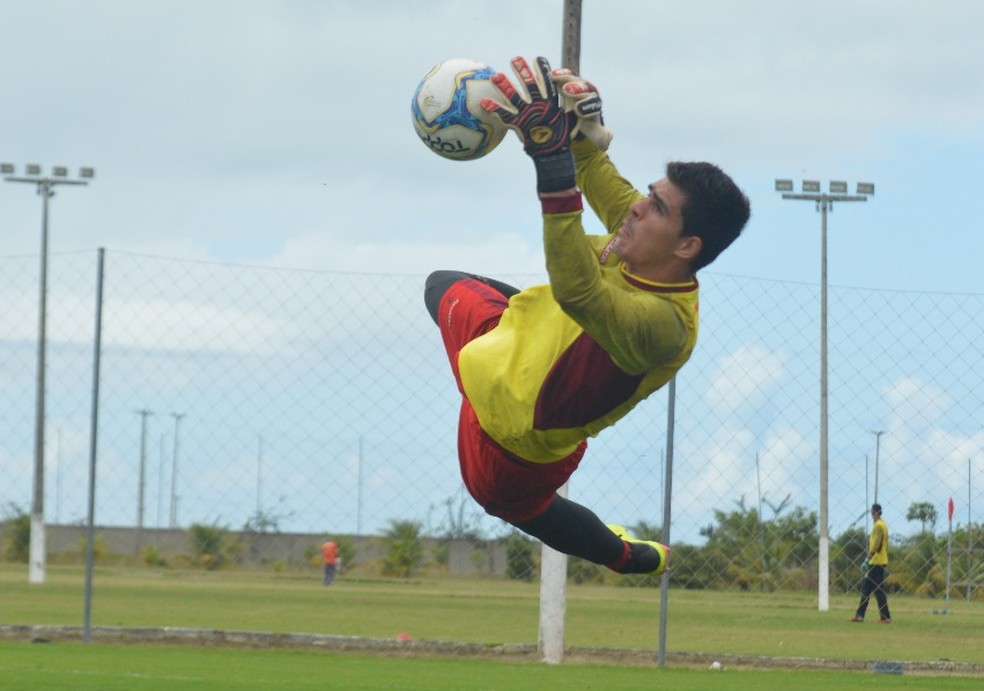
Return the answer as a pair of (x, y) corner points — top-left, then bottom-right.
(481, 56), (576, 194)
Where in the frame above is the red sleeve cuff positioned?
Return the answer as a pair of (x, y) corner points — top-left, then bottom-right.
(539, 192), (583, 215)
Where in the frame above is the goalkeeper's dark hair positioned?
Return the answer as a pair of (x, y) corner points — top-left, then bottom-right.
(666, 161), (750, 272)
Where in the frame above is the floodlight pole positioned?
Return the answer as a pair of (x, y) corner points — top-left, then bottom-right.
(775, 179), (873, 611)
(3, 164), (93, 584)
(870, 430), (885, 505)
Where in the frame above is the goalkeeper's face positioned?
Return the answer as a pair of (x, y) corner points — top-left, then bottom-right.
(613, 179), (698, 278)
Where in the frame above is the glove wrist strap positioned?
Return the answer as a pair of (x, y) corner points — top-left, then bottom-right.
(533, 152), (576, 194)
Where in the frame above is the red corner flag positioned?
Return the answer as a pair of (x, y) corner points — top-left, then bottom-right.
(948, 497), (955, 523)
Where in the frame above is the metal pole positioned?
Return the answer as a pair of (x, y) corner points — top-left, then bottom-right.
(54, 429), (62, 525)
(357, 436), (363, 536)
(5, 166), (93, 583)
(865, 454), (870, 535)
(561, 0), (582, 72)
(256, 435), (263, 516)
(871, 431), (884, 504)
(539, 489), (568, 664)
(29, 181), (53, 584)
(657, 377), (676, 666)
(157, 432), (167, 529)
(946, 502), (953, 609)
(540, 0), (582, 665)
(816, 199), (831, 611)
(83, 248), (106, 643)
(756, 452), (768, 589)
(969, 458), (974, 602)
(169, 413), (185, 528)
(776, 181), (872, 612)
(135, 410), (152, 555)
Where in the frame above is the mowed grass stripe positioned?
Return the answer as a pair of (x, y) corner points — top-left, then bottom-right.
(1, 564), (982, 666)
(2, 643), (984, 691)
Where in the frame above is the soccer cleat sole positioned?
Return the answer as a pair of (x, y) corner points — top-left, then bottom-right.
(607, 524), (670, 576)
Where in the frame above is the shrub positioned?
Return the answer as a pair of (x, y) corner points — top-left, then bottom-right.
(381, 520), (424, 577)
(1, 504), (30, 563)
(188, 522), (242, 570)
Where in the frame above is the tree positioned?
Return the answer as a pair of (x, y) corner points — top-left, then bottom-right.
(381, 519), (424, 577)
(427, 490), (495, 574)
(430, 489), (485, 542)
(906, 501), (938, 535)
(188, 522), (242, 570)
(1, 503), (30, 563)
(894, 531), (943, 595)
(698, 497), (817, 591)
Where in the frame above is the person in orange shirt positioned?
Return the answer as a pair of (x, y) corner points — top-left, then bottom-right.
(321, 538), (339, 586)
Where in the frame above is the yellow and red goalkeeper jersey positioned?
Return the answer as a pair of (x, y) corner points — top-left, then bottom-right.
(457, 140), (699, 463)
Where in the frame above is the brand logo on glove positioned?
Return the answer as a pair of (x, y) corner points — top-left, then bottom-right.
(530, 126), (553, 144)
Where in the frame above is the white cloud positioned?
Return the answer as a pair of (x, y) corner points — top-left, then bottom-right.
(706, 345), (786, 414)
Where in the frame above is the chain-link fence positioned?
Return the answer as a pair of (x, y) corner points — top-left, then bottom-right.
(1, 249), (982, 597)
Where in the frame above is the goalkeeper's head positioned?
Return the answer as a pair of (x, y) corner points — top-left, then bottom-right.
(667, 161), (750, 273)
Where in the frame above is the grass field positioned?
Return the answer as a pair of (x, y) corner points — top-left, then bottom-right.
(3, 642), (984, 691)
(2, 563), (982, 688)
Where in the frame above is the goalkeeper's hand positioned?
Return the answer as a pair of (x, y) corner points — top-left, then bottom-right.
(549, 68), (613, 151)
(480, 56), (576, 194)
(860, 559), (870, 573)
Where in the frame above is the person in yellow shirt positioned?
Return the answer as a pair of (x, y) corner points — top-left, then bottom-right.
(424, 56), (749, 576)
(852, 504), (891, 623)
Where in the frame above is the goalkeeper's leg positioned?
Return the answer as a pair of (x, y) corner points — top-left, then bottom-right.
(511, 495), (668, 575)
(424, 270), (520, 325)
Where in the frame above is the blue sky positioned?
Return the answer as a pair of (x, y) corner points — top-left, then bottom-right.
(1, 0), (982, 293)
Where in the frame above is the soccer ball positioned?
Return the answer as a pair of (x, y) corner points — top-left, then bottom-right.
(410, 58), (508, 161)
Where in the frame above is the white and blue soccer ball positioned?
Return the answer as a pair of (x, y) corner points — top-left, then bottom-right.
(411, 58), (508, 161)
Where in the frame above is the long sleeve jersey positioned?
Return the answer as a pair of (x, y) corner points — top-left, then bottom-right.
(869, 519), (889, 565)
(457, 140), (699, 463)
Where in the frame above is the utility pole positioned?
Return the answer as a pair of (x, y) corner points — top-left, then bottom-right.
(775, 178), (874, 611)
(169, 412), (186, 528)
(135, 410), (153, 554)
(3, 162), (94, 584)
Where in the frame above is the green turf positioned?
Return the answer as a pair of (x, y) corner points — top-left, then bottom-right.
(1, 642), (982, 691)
(1, 563), (982, 677)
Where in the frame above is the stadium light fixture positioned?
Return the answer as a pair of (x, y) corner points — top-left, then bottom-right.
(3, 162), (95, 584)
(775, 176), (875, 613)
(774, 179), (793, 192)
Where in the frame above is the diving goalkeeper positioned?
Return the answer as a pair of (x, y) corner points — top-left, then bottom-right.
(424, 56), (750, 575)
